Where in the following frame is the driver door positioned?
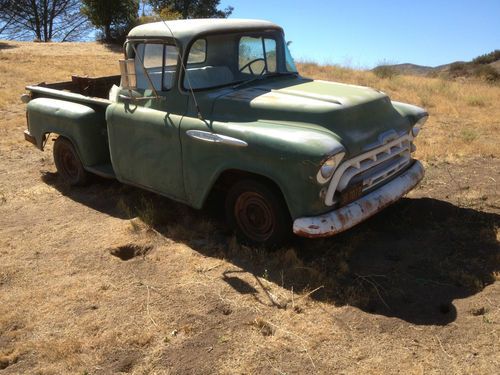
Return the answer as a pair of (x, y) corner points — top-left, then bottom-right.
(107, 42), (188, 202)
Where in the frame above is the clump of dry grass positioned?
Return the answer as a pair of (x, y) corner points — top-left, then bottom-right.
(250, 317), (275, 336)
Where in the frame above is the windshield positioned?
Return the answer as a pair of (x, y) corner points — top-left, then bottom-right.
(183, 30), (297, 90)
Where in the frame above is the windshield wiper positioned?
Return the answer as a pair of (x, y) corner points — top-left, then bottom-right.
(232, 75), (265, 89)
(232, 72), (298, 89)
(265, 72), (298, 78)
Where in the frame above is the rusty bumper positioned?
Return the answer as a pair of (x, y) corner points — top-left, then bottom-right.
(293, 161), (425, 238)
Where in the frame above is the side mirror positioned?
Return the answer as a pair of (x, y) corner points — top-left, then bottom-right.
(119, 59), (137, 90)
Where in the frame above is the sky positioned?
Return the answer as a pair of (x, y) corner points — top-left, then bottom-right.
(219, 0), (500, 68)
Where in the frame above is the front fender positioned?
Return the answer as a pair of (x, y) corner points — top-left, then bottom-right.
(391, 101), (428, 125)
(180, 118), (342, 219)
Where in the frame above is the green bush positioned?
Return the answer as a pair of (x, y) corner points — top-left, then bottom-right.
(471, 50), (500, 65)
(372, 65), (398, 79)
(449, 62), (468, 77)
(473, 64), (500, 83)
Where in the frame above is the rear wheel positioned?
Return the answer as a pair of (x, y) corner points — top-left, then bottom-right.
(225, 179), (291, 246)
(53, 137), (88, 186)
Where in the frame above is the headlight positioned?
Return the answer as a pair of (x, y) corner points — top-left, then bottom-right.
(316, 151), (345, 184)
(412, 114), (428, 137)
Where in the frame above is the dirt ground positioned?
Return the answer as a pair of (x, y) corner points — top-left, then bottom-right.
(0, 41), (499, 374)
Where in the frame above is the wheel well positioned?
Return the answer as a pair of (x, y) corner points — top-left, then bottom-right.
(41, 132), (70, 151)
(207, 169), (289, 211)
(45, 133), (79, 154)
(215, 169), (280, 191)
(40, 132), (55, 150)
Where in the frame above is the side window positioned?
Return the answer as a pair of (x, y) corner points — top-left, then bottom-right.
(238, 36), (277, 74)
(187, 39), (207, 65)
(264, 38), (277, 72)
(135, 43), (178, 91)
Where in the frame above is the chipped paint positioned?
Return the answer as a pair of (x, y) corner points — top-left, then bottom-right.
(293, 161), (425, 238)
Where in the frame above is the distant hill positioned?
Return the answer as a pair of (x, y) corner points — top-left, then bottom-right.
(378, 63), (438, 76)
(372, 50), (500, 82)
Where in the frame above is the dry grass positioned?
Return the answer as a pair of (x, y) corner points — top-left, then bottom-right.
(0, 41), (119, 110)
(0, 40), (499, 374)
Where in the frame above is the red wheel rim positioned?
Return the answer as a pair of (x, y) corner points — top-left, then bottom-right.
(59, 144), (79, 179)
(234, 191), (275, 242)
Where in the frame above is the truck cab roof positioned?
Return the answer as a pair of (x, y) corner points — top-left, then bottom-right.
(127, 18), (283, 47)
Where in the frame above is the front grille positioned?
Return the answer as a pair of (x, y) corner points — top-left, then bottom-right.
(324, 134), (412, 206)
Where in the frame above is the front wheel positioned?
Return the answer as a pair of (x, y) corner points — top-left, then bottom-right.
(53, 137), (88, 186)
(225, 180), (291, 246)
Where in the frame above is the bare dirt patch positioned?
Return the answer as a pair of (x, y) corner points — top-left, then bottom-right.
(0, 41), (498, 374)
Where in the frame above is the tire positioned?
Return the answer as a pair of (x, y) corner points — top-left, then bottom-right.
(53, 137), (88, 186)
(225, 179), (292, 246)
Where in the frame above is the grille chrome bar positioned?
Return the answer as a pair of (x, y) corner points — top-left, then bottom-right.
(361, 154), (410, 190)
(324, 133), (413, 206)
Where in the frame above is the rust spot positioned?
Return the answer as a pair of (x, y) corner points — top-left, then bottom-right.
(336, 211), (349, 226)
(308, 225), (320, 230)
(362, 200), (373, 211)
(260, 93), (279, 102)
(293, 228), (319, 238)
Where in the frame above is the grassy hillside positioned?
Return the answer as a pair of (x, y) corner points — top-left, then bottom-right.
(372, 50), (500, 83)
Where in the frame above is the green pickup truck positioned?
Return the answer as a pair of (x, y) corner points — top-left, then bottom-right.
(23, 19), (427, 245)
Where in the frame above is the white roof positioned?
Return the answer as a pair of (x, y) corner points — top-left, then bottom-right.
(128, 18), (282, 46)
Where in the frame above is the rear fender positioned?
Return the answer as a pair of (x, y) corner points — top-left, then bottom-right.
(27, 98), (110, 166)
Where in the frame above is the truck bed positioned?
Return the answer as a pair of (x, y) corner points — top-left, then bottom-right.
(25, 75), (121, 178)
(27, 75), (120, 107)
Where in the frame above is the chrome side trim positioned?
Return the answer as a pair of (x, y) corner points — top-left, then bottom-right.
(186, 130), (248, 147)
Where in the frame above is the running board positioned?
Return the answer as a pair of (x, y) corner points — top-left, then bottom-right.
(85, 164), (116, 179)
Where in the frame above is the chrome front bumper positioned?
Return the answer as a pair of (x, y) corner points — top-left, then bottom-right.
(293, 161), (425, 238)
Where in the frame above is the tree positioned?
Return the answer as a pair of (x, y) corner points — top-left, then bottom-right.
(148, 0), (233, 19)
(157, 6), (183, 20)
(0, 0), (89, 42)
(137, 5), (182, 25)
(471, 50), (500, 65)
(81, 0), (139, 43)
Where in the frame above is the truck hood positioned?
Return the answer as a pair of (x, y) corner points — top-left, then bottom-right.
(211, 77), (413, 156)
